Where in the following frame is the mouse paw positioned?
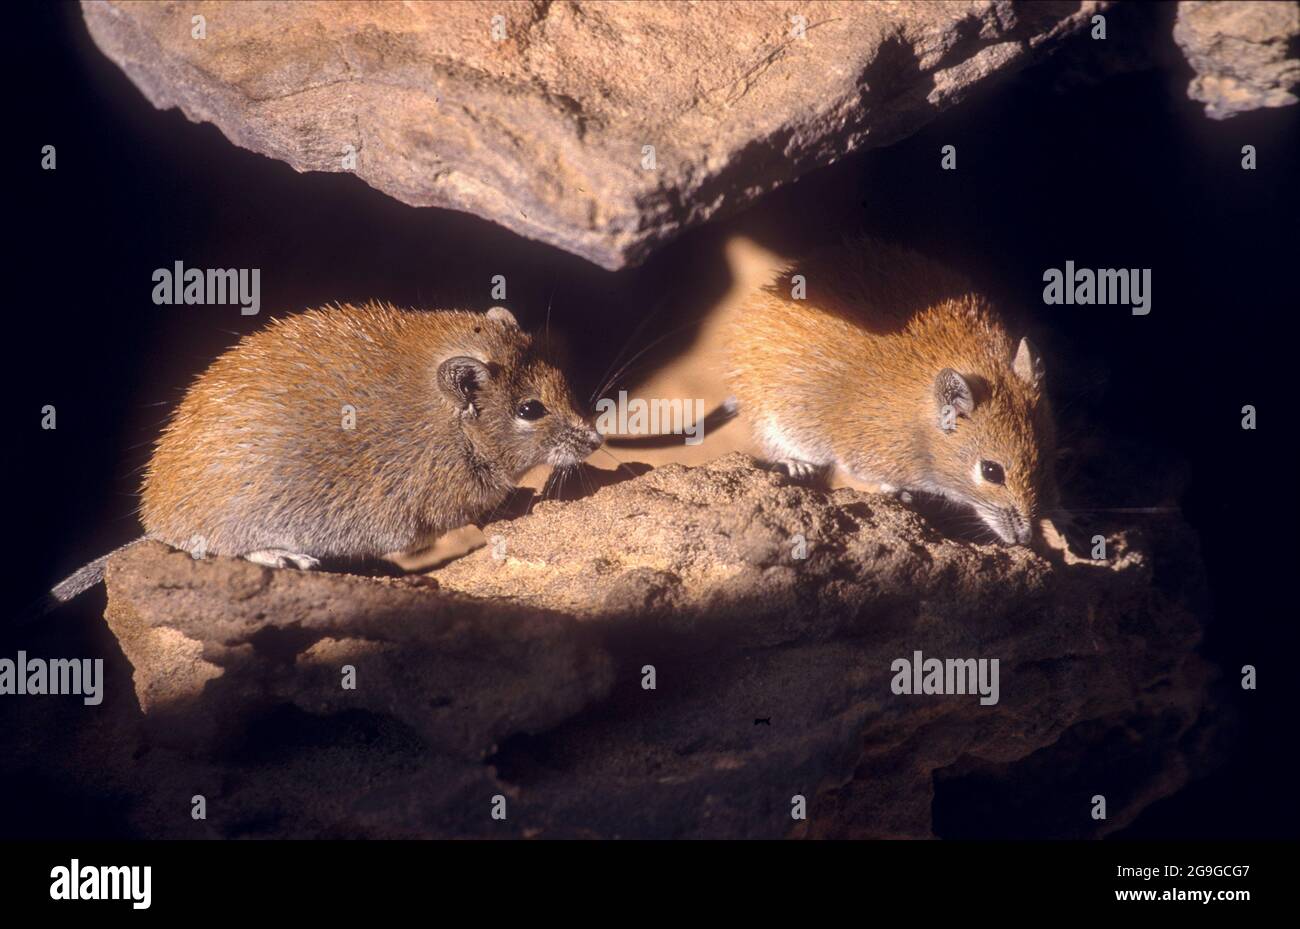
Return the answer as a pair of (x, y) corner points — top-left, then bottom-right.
(245, 549), (321, 571)
(1038, 515), (1100, 565)
(777, 458), (820, 481)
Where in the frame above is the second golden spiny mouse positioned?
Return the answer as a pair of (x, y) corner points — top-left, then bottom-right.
(725, 239), (1058, 546)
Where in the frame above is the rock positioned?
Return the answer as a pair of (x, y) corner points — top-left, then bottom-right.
(1174, 0), (1300, 119)
(80, 0), (1106, 269)
(99, 454), (1219, 838)
(102, 543), (616, 757)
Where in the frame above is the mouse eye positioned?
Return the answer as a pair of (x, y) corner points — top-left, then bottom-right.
(516, 399), (547, 421)
(980, 460), (1006, 485)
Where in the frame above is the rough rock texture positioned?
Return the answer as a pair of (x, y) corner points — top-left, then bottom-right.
(91, 454), (1220, 839)
(103, 545), (614, 758)
(80, 0), (1106, 269)
(1174, 0), (1300, 119)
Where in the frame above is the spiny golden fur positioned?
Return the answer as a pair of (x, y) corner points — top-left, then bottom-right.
(141, 301), (596, 559)
(726, 239), (1056, 543)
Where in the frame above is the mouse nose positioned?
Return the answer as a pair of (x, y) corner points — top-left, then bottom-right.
(578, 422), (603, 451)
(1010, 507), (1033, 545)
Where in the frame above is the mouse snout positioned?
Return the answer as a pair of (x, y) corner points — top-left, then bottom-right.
(577, 422), (604, 456)
(547, 420), (603, 467)
(982, 504), (1033, 546)
(1008, 506), (1033, 545)
(569, 413), (603, 453)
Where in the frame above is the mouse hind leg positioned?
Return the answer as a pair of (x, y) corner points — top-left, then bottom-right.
(245, 549), (321, 571)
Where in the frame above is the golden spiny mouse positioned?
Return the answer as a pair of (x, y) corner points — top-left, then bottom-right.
(726, 239), (1057, 546)
(46, 302), (602, 607)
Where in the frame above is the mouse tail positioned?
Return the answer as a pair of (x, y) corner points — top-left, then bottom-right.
(604, 397), (740, 449)
(25, 536), (151, 621)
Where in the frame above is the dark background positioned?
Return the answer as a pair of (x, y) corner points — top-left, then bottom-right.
(2, 0), (1296, 839)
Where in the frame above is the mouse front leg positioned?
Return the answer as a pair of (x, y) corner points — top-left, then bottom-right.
(244, 549), (321, 571)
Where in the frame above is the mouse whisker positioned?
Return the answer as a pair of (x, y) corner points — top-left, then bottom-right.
(587, 308), (705, 406)
(554, 467), (571, 503)
(595, 446), (637, 479)
(578, 465), (596, 499)
(527, 470), (556, 516)
(588, 297), (670, 404)
(542, 273), (559, 354)
(590, 316), (703, 405)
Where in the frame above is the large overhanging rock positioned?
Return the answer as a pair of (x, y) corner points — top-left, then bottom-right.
(81, 0), (1107, 269)
(96, 455), (1219, 839)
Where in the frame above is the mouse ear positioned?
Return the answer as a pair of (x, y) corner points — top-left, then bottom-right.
(438, 355), (491, 414)
(486, 306), (518, 327)
(934, 368), (974, 433)
(1013, 337), (1045, 388)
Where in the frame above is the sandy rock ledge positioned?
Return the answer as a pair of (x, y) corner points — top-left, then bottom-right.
(99, 454), (1220, 839)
